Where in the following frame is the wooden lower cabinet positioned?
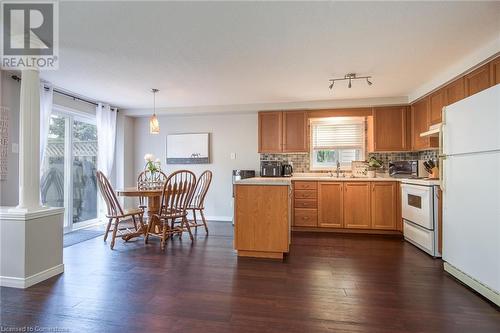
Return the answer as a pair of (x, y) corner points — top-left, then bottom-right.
(318, 182), (343, 228)
(343, 182), (371, 229)
(294, 208), (317, 227)
(371, 182), (398, 230)
(293, 181), (318, 227)
(293, 180), (400, 233)
(234, 184), (289, 259)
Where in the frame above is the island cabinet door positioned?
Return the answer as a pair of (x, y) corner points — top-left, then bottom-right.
(371, 182), (398, 230)
(318, 182), (343, 228)
(234, 185), (289, 253)
(344, 182), (371, 229)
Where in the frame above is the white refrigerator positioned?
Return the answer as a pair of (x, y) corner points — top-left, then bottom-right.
(441, 84), (500, 306)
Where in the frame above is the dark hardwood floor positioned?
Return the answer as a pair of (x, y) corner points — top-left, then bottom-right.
(1, 222), (499, 332)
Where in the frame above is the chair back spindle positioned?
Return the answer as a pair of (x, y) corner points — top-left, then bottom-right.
(190, 170), (213, 209)
(96, 171), (124, 217)
(159, 170), (197, 216)
(137, 170), (168, 208)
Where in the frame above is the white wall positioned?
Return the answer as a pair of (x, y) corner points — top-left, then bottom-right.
(0, 71), (20, 206)
(133, 113), (260, 220)
(114, 113), (136, 207)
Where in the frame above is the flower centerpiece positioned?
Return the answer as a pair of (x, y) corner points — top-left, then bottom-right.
(144, 153), (161, 173)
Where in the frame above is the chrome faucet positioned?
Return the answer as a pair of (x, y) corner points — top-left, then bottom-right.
(336, 161), (341, 177)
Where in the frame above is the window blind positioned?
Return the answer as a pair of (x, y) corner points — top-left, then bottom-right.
(311, 119), (364, 149)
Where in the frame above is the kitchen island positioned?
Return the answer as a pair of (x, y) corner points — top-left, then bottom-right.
(233, 181), (291, 259)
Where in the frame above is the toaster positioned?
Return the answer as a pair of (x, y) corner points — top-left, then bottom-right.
(261, 162), (283, 177)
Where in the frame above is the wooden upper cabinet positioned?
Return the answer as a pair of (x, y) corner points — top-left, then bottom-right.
(411, 97), (429, 150)
(464, 63), (492, 97)
(368, 106), (409, 152)
(282, 111), (308, 152)
(491, 56), (500, 86)
(258, 112), (282, 153)
(344, 182), (371, 229)
(429, 89), (445, 125)
(371, 182), (398, 230)
(444, 77), (465, 105)
(318, 182), (343, 228)
(411, 97), (438, 151)
(258, 110), (308, 153)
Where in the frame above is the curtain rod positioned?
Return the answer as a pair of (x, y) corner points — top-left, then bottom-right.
(10, 75), (119, 111)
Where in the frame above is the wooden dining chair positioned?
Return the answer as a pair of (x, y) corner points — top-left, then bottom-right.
(187, 170), (213, 234)
(96, 171), (145, 249)
(144, 170), (197, 250)
(137, 170), (168, 211)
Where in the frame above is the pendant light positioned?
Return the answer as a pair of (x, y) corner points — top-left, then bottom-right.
(149, 88), (160, 134)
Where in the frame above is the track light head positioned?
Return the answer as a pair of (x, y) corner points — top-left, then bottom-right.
(329, 81), (334, 90)
(366, 78), (372, 86)
(348, 79), (352, 88)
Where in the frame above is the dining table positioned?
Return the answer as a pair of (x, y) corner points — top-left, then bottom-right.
(115, 187), (163, 240)
(116, 187), (163, 215)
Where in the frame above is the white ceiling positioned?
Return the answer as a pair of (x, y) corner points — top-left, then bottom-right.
(40, 1), (500, 114)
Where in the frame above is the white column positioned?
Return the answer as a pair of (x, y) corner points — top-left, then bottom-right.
(15, 69), (43, 211)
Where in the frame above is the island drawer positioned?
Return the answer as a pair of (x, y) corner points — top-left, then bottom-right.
(294, 181), (317, 190)
(294, 199), (317, 209)
(294, 190), (317, 199)
(294, 208), (318, 227)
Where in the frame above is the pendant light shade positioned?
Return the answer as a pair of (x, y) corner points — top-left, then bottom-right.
(149, 88), (160, 134)
(149, 113), (159, 134)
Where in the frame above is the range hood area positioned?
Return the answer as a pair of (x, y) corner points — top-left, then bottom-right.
(420, 123), (442, 137)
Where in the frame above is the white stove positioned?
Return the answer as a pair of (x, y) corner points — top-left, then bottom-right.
(400, 179), (441, 258)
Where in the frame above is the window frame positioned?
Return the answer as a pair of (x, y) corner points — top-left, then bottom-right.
(309, 117), (366, 171)
(49, 105), (100, 233)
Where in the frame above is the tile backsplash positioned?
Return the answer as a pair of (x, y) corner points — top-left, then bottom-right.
(260, 150), (438, 173)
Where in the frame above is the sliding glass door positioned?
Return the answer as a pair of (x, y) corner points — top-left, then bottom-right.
(41, 111), (98, 232)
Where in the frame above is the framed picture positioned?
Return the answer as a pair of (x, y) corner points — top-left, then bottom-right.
(166, 133), (210, 164)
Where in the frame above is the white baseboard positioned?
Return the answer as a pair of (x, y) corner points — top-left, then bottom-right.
(0, 264), (64, 289)
(185, 212), (232, 222)
(444, 262), (499, 306)
(205, 215), (232, 222)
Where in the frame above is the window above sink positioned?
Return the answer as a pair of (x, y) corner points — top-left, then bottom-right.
(310, 117), (365, 170)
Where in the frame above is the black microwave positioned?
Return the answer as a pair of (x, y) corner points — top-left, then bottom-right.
(388, 160), (418, 178)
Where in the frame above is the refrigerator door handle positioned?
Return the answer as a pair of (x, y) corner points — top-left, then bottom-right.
(440, 157), (446, 192)
(439, 107), (446, 157)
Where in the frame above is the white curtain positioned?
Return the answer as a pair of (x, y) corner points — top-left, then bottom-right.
(96, 103), (117, 177)
(39, 82), (53, 165)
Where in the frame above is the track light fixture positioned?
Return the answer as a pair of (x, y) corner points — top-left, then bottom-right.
(328, 73), (373, 91)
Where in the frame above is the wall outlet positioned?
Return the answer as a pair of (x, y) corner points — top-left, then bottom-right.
(12, 143), (18, 153)
(230, 152), (236, 160)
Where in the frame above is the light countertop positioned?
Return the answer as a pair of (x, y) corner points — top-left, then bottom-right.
(234, 174), (440, 186)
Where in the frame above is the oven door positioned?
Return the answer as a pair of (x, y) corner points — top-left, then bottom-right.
(401, 184), (434, 229)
